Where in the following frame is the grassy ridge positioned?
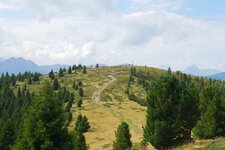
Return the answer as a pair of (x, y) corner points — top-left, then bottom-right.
(13, 66), (225, 150)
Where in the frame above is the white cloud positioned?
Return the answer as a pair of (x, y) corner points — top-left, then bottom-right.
(0, 0), (224, 69)
(131, 0), (183, 11)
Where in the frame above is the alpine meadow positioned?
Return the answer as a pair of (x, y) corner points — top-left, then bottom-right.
(0, 0), (225, 150)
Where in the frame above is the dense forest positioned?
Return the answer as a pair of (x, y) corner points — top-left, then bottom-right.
(0, 65), (224, 150)
(128, 67), (225, 149)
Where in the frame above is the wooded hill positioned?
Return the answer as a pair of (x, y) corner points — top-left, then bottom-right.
(0, 65), (224, 150)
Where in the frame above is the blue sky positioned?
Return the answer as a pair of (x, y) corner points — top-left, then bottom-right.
(0, 0), (225, 70)
(180, 0), (225, 17)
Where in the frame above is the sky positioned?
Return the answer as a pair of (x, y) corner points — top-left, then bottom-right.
(0, 0), (225, 70)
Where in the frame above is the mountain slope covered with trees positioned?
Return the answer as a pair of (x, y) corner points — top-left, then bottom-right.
(0, 65), (224, 150)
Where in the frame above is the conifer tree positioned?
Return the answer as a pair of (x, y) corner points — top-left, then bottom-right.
(72, 65), (76, 70)
(67, 112), (72, 123)
(75, 114), (90, 133)
(143, 74), (198, 149)
(96, 63), (99, 68)
(77, 99), (83, 108)
(113, 122), (132, 150)
(28, 77), (32, 84)
(68, 66), (72, 74)
(73, 131), (88, 150)
(0, 119), (15, 150)
(59, 68), (64, 77)
(77, 64), (83, 69)
(72, 80), (76, 89)
(65, 100), (73, 112)
(49, 70), (55, 80)
(14, 82), (71, 149)
(53, 78), (59, 90)
(33, 73), (40, 82)
(82, 66), (87, 74)
(79, 88), (84, 97)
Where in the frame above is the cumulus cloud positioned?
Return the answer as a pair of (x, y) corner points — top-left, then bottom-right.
(0, 0), (224, 69)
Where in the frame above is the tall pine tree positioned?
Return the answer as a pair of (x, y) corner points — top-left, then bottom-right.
(14, 82), (71, 149)
(113, 122), (132, 150)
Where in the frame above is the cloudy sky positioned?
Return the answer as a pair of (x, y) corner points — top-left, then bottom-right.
(0, 0), (225, 70)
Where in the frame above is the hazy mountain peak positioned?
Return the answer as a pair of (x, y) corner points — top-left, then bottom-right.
(0, 57), (68, 74)
(184, 65), (222, 76)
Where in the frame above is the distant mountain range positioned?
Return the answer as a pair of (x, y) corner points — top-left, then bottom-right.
(208, 72), (225, 81)
(1, 58), (225, 81)
(0, 57), (69, 74)
(183, 65), (222, 77)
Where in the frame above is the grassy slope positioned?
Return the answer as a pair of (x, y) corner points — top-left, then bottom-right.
(14, 66), (225, 150)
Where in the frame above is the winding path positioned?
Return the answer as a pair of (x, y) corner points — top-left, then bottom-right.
(92, 75), (116, 104)
(91, 69), (142, 134)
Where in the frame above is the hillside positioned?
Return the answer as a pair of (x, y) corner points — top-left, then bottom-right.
(1, 65), (225, 150)
(22, 66), (155, 149)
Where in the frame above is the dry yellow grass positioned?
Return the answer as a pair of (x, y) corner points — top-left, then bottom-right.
(13, 66), (223, 150)
(66, 66), (153, 149)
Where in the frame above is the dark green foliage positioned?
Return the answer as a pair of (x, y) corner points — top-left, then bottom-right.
(14, 82), (71, 150)
(68, 66), (72, 74)
(143, 74), (199, 149)
(79, 88), (84, 97)
(28, 77), (32, 84)
(168, 67), (171, 74)
(130, 67), (136, 76)
(194, 100), (217, 138)
(63, 67), (67, 72)
(72, 65), (76, 70)
(77, 64), (83, 69)
(33, 72), (41, 82)
(72, 80), (76, 89)
(53, 78), (59, 90)
(59, 68), (64, 77)
(65, 100), (73, 112)
(83, 66), (87, 74)
(57, 87), (73, 103)
(75, 114), (90, 133)
(113, 122), (132, 150)
(128, 94), (146, 106)
(73, 131), (88, 150)
(67, 112), (72, 123)
(49, 70), (55, 80)
(77, 99), (83, 107)
(193, 84), (225, 138)
(0, 119), (15, 150)
(78, 81), (83, 87)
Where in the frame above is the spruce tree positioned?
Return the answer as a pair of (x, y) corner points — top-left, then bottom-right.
(14, 82), (71, 150)
(65, 100), (73, 112)
(49, 70), (55, 80)
(59, 68), (64, 77)
(77, 99), (83, 108)
(82, 66), (87, 74)
(96, 63), (99, 68)
(53, 78), (59, 90)
(28, 77), (32, 84)
(143, 74), (198, 149)
(72, 65), (76, 70)
(0, 119), (15, 150)
(75, 114), (90, 133)
(113, 122), (132, 150)
(68, 66), (72, 74)
(79, 88), (84, 97)
(73, 131), (88, 150)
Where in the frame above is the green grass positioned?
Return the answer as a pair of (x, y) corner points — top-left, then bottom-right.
(12, 66), (225, 150)
(176, 138), (225, 150)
